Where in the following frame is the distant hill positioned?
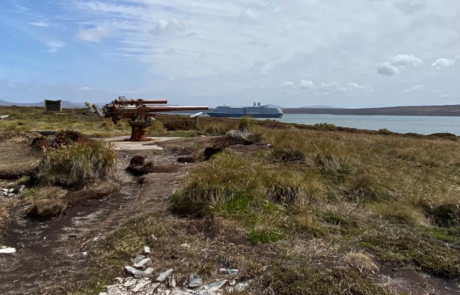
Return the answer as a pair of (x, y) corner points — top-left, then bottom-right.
(282, 104), (460, 117)
(0, 99), (81, 108)
(300, 105), (336, 108)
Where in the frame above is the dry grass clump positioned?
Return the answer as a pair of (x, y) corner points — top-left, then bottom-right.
(343, 252), (379, 273)
(23, 186), (67, 220)
(38, 140), (117, 186)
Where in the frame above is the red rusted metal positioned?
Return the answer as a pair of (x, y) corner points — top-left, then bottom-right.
(104, 97), (208, 141)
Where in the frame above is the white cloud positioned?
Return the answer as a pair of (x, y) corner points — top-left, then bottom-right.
(76, 26), (112, 42)
(390, 54), (423, 67)
(399, 84), (425, 95)
(318, 82), (347, 95)
(432, 58), (455, 69)
(29, 21), (50, 27)
(238, 9), (256, 23)
(299, 80), (315, 89)
(46, 41), (65, 53)
(150, 18), (185, 36)
(347, 83), (365, 90)
(377, 63), (400, 76)
(282, 81), (295, 87)
(394, 0), (426, 15)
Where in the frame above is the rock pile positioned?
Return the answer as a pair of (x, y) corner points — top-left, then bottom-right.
(99, 240), (250, 295)
(0, 185), (25, 201)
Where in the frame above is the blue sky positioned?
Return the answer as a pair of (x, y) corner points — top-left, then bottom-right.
(0, 0), (458, 107)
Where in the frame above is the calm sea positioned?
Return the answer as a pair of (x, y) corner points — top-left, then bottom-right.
(273, 114), (460, 136)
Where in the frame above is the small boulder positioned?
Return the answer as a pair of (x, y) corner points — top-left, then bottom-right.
(130, 155), (145, 166)
(188, 274), (203, 288)
(125, 266), (144, 278)
(156, 269), (174, 282)
(131, 255), (145, 264)
(144, 267), (155, 276)
(143, 246), (151, 255)
(134, 258), (152, 270)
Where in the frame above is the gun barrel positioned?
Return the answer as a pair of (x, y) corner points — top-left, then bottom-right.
(113, 99), (168, 105)
(145, 106), (209, 112)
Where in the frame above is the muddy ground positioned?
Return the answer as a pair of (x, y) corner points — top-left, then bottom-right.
(0, 137), (204, 295)
(0, 135), (459, 295)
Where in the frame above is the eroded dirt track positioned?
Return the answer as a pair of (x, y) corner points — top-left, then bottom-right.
(0, 148), (189, 295)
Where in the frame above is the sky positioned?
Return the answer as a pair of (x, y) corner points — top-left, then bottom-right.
(0, 0), (459, 108)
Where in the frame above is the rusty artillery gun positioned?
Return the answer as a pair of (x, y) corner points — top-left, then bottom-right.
(88, 97), (208, 141)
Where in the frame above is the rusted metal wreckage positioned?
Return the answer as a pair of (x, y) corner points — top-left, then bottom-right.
(100, 96), (208, 141)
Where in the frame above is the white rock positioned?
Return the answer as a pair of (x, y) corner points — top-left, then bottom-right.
(106, 285), (128, 295)
(0, 247), (16, 254)
(167, 276), (176, 288)
(195, 280), (227, 295)
(234, 283), (249, 292)
(146, 234), (158, 244)
(125, 266), (144, 278)
(144, 267), (155, 276)
(19, 185), (26, 193)
(132, 280), (149, 292)
(131, 255), (146, 264)
(145, 283), (160, 295)
(188, 274), (203, 288)
(9, 188), (14, 193)
(156, 269), (174, 282)
(144, 246), (151, 254)
(227, 269), (239, 276)
(180, 243), (189, 248)
(170, 290), (190, 295)
(8, 194), (15, 198)
(134, 258), (152, 270)
(218, 268), (228, 274)
(98, 293), (108, 295)
(123, 278), (137, 288)
(82, 252), (88, 257)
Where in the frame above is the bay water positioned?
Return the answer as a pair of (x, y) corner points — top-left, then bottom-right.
(274, 114), (460, 135)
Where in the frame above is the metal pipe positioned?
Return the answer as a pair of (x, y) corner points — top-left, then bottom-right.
(145, 106), (209, 112)
(113, 99), (168, 105)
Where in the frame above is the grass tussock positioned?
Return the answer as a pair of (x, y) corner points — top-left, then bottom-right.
(343, 252), (379, 273)
(270, 264), (389, 295)
(23, 186), (67, 220)
(38, 140), (117, 186)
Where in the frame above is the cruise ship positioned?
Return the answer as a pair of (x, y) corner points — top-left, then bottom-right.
(207, 103), (283, 118)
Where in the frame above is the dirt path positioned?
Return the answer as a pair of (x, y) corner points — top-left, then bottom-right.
(0, 144), (190, 295)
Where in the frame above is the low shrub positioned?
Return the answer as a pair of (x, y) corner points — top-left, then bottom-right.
(23, 186), (67, 220)
(38, 140), (117, 186)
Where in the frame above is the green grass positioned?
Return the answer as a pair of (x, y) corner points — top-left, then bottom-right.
(37, 140), (117, 186)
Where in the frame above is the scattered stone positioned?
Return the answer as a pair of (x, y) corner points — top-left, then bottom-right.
(134, 257), (152, 270)
(0, 247), (16, 255)
(143, 246), (151, 255)
(106, 285), (129, 295)
(82, 252), (88, 257)
(180, 243), (189, 248)
(146, 234), (158, 245)
(125, 266), (144, 278)
(132, 279), (150, 292)
(123, 279), (137, 288)
(218, 268), (228, 274)
(195, 280), (227, 295)
(9, 188), (14, 193)
(18, 185), (26, 193)
(167, 276), (176, 288)
(98, 293), (108, 295)
(145, 283), (160, 295)
(8, 193), (16, 198)
(144, 267), (155, 276)
(227, 269), (239, 276)
(188, 274), (203, 288)
(171, 290), (190, 295)
(131, 255), (146, 264)
(156, 269), (174, 282)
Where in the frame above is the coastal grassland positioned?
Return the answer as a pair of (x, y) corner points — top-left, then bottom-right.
(170, 126), (460, 292)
